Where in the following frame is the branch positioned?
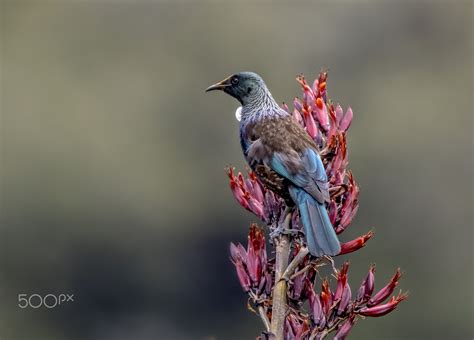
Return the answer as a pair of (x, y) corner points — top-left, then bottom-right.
(281, 247), (310, 282)
(309, 329), (328, 340)
(258, 305), (271, 333)
(290, 264), (312, 281)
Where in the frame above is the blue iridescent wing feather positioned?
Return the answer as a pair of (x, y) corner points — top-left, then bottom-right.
(269, 147), (340, 256)
(270, 148), (330, 203)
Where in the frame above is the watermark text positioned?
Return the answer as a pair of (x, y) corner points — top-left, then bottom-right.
(18, 293), (74, 309)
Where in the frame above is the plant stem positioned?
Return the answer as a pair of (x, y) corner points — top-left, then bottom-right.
(270, 211), (292, 340)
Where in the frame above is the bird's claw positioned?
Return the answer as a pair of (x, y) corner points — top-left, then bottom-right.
(269, 225), (302, 239)
(269, 206), (299, 239)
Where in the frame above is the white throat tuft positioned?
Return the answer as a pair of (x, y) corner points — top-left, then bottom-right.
(235, 106), (242, 122)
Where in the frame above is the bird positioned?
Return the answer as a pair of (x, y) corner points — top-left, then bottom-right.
(206, 72), (341, 257)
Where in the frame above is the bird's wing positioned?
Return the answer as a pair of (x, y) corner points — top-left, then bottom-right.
(269, 147), (330, 203)
(243, 116), (329, 203)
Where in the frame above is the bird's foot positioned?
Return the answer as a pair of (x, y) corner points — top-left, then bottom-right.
(269, 225), (302, 239)
(269, 206), (301, 239)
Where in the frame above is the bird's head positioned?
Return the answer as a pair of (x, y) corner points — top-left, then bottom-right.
(206, 72), (267, 106)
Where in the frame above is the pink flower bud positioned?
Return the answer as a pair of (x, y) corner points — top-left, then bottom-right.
(357, 265), (376, 302)
(293, 97), (303, 112)
(230, 243), (251, 292)
(307, 284), (325, 328)
(246, 224), (266, 284)
(303, 107), (319, 139)
(340, 107), (353, 132)
(312, 78), (319, 93)
(333, 315), (356, 340)
(335, 104), (344, 126)
(367, 268), (402, 307)
(286, 314), (309, 340)
(291, 272), (306, 300)
(248, 197), (265, 221)
(248, 172), (265, 203)
(234, 262), (251, 292)
(230, 242), (247, 262)
(304, 90), (315, 108)
(337, 282), (352, 315)
(314, 97), (330, 131)
(292, 109), (304, 126)
(359, 293), (408, 317)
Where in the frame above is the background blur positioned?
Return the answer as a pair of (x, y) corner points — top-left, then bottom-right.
(1, 1), (472, 339)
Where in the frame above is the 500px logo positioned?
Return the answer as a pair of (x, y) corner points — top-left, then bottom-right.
(18, 293), (74, 309)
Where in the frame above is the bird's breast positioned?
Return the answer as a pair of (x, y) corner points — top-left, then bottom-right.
(253, 164), (293, 204)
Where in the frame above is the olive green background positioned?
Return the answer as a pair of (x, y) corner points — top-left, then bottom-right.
(1, 1), (472, 339)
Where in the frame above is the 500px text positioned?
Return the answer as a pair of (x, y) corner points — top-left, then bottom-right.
(18, 294), (74, 309)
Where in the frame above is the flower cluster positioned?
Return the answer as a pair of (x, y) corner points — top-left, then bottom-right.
(230, 224), (272, 294)
(231, 225), (406, 339)
(284, 262), (407, 339)
(227, 72), (406, 339)
(227, 168), (284, 225)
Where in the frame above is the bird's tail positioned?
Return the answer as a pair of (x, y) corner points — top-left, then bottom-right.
(290, 187), (341, 257)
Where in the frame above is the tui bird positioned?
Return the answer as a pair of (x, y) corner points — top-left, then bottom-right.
(206, 72), (341, 257)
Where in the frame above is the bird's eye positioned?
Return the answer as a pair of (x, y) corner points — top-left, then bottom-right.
(231, 77), (239, 85)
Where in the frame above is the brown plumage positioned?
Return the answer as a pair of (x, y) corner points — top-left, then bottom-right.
(243, 116), (323, 204)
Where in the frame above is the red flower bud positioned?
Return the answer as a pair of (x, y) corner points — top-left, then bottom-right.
(227, 168), (250, 209)
(285, 314), (309, 339)
(320, 279), (332, 317)
(339, 231), (374, 255)
(230, 243), (251, 292)
(333, 315), (356, 340)
(357, 265), (376, 302)
(359, 293), (408, 317)
(248, 197), (265, 221)
(337, 282), (352, 315)
(334, 262), (349, 301)
(367, 268), (402, 307)
(307, 283), (325, 328)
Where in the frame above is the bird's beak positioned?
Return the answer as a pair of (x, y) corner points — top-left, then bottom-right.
(205, 76), (232, 92)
